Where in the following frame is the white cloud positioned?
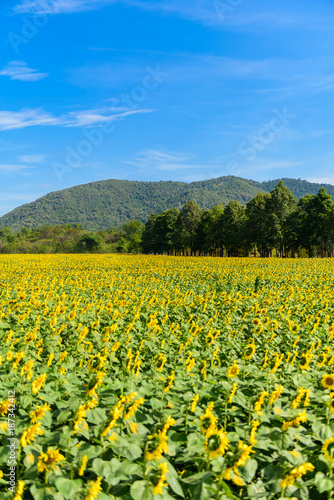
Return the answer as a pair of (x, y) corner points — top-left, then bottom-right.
(13, 0), (334, 33)
(63, 107), (152, 127)
(0, 164), (35, 173)
(0, 61), (48, 82)
(237, 160), (305, 175)
(125, 148), (206, 172)
(0, 193), (39, 201)
(0, 106), (154, 131)
(0, 109), (60, 130)
(306, 177), (334, 186)
(19, 154), (47, 163)
(14, 0), (114, 14)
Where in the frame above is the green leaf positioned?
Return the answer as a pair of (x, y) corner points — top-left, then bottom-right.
(86, 407), (106, 425)
(314, 472), (334, 493)
(247, 479), (267, 500)
(30, 484), (64, 500)
(240, 459), (258, 483)
(20, 395), (33, 409)
(92, 458), (113, 480)
(149, 398), (164, 410)
(186, 433), (205, 453)
(76, 443), (103, 459)
(57, 410), (72, 424)
(115, 460), (142, 478)
(54, 478), (82, 499)
(42, 410), (52, 427)
(220, 481), (240, 500)
(166, 472), (184, 497)
(112, 441), (142, 460)
(181, 472), (212, 485)
(185, 481), (216, 500)
(130, 480), (152, 500)
(312, 422), (333, 441)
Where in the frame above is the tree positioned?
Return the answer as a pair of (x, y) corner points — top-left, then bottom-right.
(194, 206), (224, 255)
(305, 188), (334, 257)
(286, 194), (313, 257)
(216, 201), (246, 256)
(116, 237), (128, 253)
(77, 233), (102, 253)
(123, 220), (143, 238)
(173, 201), (202, 255)
(266, 181), (297, 256)
(122, 220), (143, 254)
(142, 214), (159, 254)
(245, 192), (272, 257)
(154, 208), (179, 254)
(0, 227), (14, 243)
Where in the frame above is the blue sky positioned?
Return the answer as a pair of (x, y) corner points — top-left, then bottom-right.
(0, 0), (334, 216)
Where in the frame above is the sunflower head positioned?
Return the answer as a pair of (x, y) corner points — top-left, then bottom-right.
(205, 428), (230, 458)
(290, 324), (300, 333)
(322, 437), (334, 462)
(200, 413), (217, 434)
(244, 344), (256, 360)
(227, 360), (240, 378)
(322, 374), (334, 389)
(87, 354), (105, 373)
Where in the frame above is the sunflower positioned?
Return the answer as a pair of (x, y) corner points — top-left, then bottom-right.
(322, 437), (334, 462)
(243, 343), (256, 360)
(227, 360), (240, 378)
(87, 354), (106, 373)
(37, 448), (65, 472)
(153, 462), (169, 495)
(322, 374), (334, 389)
(145, 432), (168, 461)
(252, 318), (261, 326)
(0, 400), (9, 417)
(205, 428), (230, 459)
(235, 441), (254, 467)
(30, 403), (51, 424)
(84, 477), (102, 500)
(78, 455), (88, 476)
(289, 323), (300, 334)
(200, 412), (217, 435)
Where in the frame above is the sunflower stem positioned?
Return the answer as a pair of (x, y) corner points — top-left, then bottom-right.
(223, 396), (228, 432)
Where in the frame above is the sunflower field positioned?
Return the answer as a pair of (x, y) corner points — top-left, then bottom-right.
(1, 255), (334, 500)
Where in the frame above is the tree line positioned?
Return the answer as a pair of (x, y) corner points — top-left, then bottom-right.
(1, 181), (334, 257)
(142, 181), (334, 258)
(0, 221), (142, 254)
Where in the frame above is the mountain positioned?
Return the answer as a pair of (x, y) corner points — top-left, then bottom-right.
(1, 176), (333, 232)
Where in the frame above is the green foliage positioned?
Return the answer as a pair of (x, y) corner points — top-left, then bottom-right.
(77, 233), (102, 253)
(173, 201), (202, 253)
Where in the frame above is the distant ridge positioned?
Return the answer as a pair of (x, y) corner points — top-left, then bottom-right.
(1, 176), (333, 232)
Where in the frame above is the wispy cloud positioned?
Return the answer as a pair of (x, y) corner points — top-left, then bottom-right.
(125, 148), (205, 172)
(0, 61), (48, 82)
(0, 193), (39, 201)
(68, 54), (334, 101)
(13, 0), (113, 14)
(63, 107), (152, 127)
(0, 106), (154, 131)
(0, 109), (61, 130)
(19, 154), (47, 163)
(306, 177), (334, 186)
(13, 0), (334, 32)
(0, 164), (35, 173)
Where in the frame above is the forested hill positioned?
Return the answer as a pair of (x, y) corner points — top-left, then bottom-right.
(1, 176), (334, 232)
